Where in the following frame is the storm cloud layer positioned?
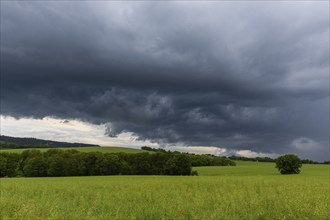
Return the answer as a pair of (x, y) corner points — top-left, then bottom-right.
(1, 1), (329, 160)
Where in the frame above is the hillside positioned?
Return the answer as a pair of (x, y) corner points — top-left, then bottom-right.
(0, 146), (146, 154)
(0, 135), (99, 148)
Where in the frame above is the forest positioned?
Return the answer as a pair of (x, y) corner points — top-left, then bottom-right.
(0, 149), (235, 177)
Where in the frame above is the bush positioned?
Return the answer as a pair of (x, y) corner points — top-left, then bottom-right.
(275, 154), (302, 174)
(191, 170), (199, 176)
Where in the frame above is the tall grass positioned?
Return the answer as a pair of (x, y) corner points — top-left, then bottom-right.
(1, 163), (329, 219)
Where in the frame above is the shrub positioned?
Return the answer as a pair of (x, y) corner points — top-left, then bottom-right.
(191, 170), (199, 176)
(275, 154), (302, 174)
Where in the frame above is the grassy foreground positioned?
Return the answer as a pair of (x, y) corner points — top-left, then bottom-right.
(1, 162), (329, 219)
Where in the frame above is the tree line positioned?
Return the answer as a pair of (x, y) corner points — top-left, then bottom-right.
(143, 146), (328, 164)
(228, 155), (328, 164)
(141, 146), (236, 166)
(0, 149), (235, 178)
(0, 150), (191, 177)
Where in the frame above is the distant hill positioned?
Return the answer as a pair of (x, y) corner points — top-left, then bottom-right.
(0, 146), (146, 154)
(0, 135), (99, 149)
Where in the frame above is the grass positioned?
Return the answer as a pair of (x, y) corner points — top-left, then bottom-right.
(1, 162), (329, 219)
(0, 146), (147, 154)
(195, 161), (330, 177)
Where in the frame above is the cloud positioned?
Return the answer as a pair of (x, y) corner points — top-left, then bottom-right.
(290, 137), (328, 160)
(236, 150), (279, 159)
(0, 115), (157, 148)
(1, 1), (329, 161)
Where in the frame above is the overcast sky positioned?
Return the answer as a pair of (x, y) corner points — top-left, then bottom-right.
(1, 1), (329, 161)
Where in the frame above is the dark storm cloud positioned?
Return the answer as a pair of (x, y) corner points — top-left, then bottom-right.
(1, 1), (329, 160)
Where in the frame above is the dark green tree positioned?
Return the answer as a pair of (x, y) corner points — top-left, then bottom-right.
(2, 153), (21, 177)
(0, 154), (8, 177)
(275, 154), (302, 174)
(164, 154), (191, 175)
(47, 154), (66, 176)
(99, 153), (121, 175)
(23, 155), (48, 177)
(83, 152), (104, 176)
(130, 153), (152, 175)
(149, 153), (171, 174)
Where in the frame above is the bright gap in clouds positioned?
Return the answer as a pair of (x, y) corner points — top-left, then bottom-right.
(0, 115), (278, 158)
(0, 115), (157, 148)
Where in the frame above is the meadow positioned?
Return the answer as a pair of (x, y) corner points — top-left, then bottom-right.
(1, 161), (329, 219)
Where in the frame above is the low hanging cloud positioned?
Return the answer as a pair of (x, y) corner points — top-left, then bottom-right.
(1, 1), (329, 160)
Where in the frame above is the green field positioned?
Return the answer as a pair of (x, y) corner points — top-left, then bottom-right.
(1, 162), (329, 219)
(0, 146), (146, 154)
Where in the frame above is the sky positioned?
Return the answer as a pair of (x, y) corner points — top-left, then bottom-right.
(1, 1), (329, 161)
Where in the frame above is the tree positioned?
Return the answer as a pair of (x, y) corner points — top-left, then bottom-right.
(23, 155), (48, 177)
(82, 152), (104, 176)
(99, 153), (121, 175)
(130, 153), (152, 175)
(164, 154), (192, 175)
(2, 153), (21, 177)
(275, 154), (302, 174)
(0, 155), (8, 177)
(47, 154), (65, 177)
